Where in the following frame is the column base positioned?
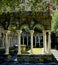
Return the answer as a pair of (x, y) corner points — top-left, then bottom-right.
(44, 51), (51, 54)
(5, 52), (9, 55)
(31, 50), (33, 54)
(17, 52), (21, 55)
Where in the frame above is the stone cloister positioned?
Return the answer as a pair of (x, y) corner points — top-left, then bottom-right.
(0, 11), (52, 55)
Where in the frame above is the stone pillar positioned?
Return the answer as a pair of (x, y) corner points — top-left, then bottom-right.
(23, 36), (24, 45)
(30, 30), (34, 54)
(27, 36), (28, 46)
(17, 30), (22, 55)
(2, 34), (5, 47)
(48, 31), (51, 53)
(5, 30), (10, 55)
(10, 37), (13, 47)
(43, 31), (47, 54)
(39, 36), (40, 47)
(35, 36), (36, 47)
(43, 30), (51, 54)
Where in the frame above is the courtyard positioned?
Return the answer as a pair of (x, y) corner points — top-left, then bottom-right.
(0, 0), (58, 65)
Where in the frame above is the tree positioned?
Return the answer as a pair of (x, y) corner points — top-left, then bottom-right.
(51, 10), (58, 36)
(0, 0), (49, 14)
(0, 0), (21, 14)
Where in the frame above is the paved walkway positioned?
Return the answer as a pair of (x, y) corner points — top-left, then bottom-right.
(51, 49), (58, 61)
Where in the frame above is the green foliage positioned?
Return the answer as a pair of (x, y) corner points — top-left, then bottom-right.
(21, 25), (29, 32)
(0, 0), (58, 14)
(51, 10), (58, 36)
(0, 0), (21, 14)
(0, 0), (47, 14)
(28, 0), (46, 11)
(12, 25), (16, 30)
(34, 24), (43, 30)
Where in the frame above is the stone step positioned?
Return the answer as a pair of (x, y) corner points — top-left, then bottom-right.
(54, 57), (58, 61)
(51, 49), (58, 61)
(53, 54), (58, 61)
(54, 55), (58, 61)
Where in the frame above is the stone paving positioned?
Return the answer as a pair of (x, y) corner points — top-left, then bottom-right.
(51, 49), (58, 61)
(27, 48), (43, 54)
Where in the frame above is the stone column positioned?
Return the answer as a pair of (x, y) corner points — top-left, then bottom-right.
(35, 36), (36, 47)
(10, 37), (11, 47)
(10, 37), (12, 47)
(23, 36), (24, 45)
(5, 30), (10, 55)
(43, 30), (51, 54)
(2, 34), (5, 47)
(48, 31), (51, 53)
(30, 30), (34, 54)
(39, 36), (40, 47)
(27, 36), (28, 46)
(43, 31), (46, 53)
(43, 30), (48, 54)
(17, 30), (22, 55)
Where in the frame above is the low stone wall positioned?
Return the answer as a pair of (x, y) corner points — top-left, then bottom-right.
(0, 54), (57, 63)
(17, 54), (57, 63)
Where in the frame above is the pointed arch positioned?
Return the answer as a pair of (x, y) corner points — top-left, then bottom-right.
(20, 24), (30, 32)
(33, 24), (44, 32)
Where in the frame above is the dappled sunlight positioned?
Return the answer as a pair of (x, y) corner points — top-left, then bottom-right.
(27, 48), (43, 54)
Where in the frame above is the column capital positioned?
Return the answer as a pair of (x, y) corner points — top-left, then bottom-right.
(6, 30), (11, 36)
(5, 30), (10, 33)
(29, 30), (34, 35)
(49, 31), (51, 35)
(43, 30), (46, 35)
(7, 30), (11, 33)
(43, 30), (51, 32)
(17, 30), (22, 35)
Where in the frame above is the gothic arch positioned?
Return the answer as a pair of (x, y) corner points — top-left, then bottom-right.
(20, 24), (30, 32)
(33, 24), (44, 32)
